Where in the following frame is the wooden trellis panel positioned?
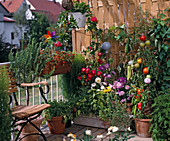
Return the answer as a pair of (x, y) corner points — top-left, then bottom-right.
(72, 0), (170, 68)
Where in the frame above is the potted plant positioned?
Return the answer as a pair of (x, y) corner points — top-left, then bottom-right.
(44, 100), (72, 134)
(68, 1), (92, 28)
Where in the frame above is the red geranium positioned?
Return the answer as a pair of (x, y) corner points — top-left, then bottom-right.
(91, 17), (97, 23)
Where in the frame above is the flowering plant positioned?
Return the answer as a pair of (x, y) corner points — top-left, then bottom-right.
(39, 31), (75, 76)
(111, 77), (133, 103)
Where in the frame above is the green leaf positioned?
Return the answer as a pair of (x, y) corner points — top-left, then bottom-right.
(163, 76), (170, 81)
(162, 44), (169, 52)
(167, 60), (170, 68)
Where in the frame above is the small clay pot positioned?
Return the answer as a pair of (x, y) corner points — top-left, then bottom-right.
(135, 118), (151, 138)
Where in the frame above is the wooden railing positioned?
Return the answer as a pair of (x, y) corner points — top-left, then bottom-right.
(72, 0), (170, 68)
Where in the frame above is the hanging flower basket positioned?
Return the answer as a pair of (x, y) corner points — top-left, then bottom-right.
(40, 62), (71, 76)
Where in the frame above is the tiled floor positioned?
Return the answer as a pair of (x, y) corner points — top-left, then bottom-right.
(39, 124), (153, 141)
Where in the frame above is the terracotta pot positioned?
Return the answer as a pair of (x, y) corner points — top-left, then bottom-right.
(17, 116), (43, 141)
(135, 118), (151, 138)
(47, 116), (65, 134)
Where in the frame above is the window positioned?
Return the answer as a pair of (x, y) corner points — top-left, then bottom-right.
(11, 32), (14, 40)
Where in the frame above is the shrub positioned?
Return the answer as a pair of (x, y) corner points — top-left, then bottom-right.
(150, 90), (170, 140)
(0, 66), (12, 141)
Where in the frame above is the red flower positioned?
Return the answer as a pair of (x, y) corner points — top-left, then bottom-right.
(91, 17), (97, 23)
(54, 41), (61, 47)
(77, 76), (82, 80)
(81, 67), (86, 72)
(91, 70), (96, 74)
(97, 71), (101, 76)
(89, 46), (93, 50)
(88, 73), (93, 78)
(85, 68), (89, 74)
(97, 59), (103, 64)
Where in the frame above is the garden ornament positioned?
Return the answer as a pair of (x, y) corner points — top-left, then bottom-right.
(102, 42), (111, 62)
(62, 0), (73, 10)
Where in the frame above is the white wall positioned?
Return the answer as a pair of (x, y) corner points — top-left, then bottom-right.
(0, 21), (24, 47)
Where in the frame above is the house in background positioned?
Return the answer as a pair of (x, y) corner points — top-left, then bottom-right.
(0, 2), (20, 47)
(0, 0), (63, 48)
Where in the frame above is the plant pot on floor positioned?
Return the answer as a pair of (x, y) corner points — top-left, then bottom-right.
(69, 12), (86, 28)
(47, 116), (65, 134)
(17, 116), (43, 141)
(135, 118), (151, 138)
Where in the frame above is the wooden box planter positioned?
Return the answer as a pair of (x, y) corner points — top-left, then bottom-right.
(40, 62), (71, 76)
(73, 115), (109, 129)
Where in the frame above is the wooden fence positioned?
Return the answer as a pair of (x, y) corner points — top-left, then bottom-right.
(72, 0), (170, 68)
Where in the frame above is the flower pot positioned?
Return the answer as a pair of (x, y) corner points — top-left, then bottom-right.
(40, 62), (71, 76)
(17, 116), (43, 141)
(69, 12), (86, 28)
(135, 118), (151, 138)
(47, 116), (65, 134)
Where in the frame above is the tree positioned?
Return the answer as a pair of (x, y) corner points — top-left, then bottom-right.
(27, 12), (51, 43)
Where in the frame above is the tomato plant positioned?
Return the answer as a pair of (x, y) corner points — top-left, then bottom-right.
(137, 58), (142, 64)
(143, 67), (149, 75)
(140, 35), (146, 41)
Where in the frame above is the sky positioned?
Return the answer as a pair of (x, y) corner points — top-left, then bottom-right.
(56, 0), (62, 4)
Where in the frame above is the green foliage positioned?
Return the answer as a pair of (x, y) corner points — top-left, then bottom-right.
(62, 54), (85, 98)
(100, 93), (131, 130)
(44, 100), (72, 122)
(0, 67), (12, 141)
(28, 12), (51, 43)
(69, 1), (91, 14)
(149, 91), (170, 140)
(0, 34), (11, 63)
(8, 39), (51, 83)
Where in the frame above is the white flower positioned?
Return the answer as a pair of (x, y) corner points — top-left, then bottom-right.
(67, 132), (76, 138)
(85, 130), (92, 136)
(128, 127), (132, 131)
(95, 77), (101, 83)
(91, 83), (96, 87)
(100, 85), (105, 90)
(106, 131), (112, 135)
(71, 139), (77, 141)
(108, 126), (114, 132)
(112, 126), (119, 133)
(102, 82), (107, 86)
(97, 89), (101, 92)
(96, 133), (103, 139)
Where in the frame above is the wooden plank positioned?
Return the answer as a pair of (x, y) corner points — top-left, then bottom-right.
(146, 0), (151, 13)
(157, 0), (163, 11)
(76, 30), (81, 53)
(124, 0), (129, 27)
(134, 0), (140, 27)
(111, 0), (119, 26)
(101, 0), (109, 29)
(129, 0), (135, 27)
(93, 0), (98, 18)
(108, 1), (114, 27)
(98, 0), (104, 28)
(118, 0), (124, 25)
(152, 0), (158, 16)
(140, 0), (146, 13)
(72, 29), (76, 52)
(164, 0), (170, 18)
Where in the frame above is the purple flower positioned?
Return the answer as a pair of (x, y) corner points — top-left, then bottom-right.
(121, 99), (126, 102)
(125, 85), (130, 90)
(119, 91), (125, 96)
(118, 77), (127, 84)
(112, 71), (116, 75)
(104, 63), (110, 69)
(116, 82), (123, 89)
(99, 66), (105, 71)
(129, 93), (134, 97)
(127, 97), (131, 101)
